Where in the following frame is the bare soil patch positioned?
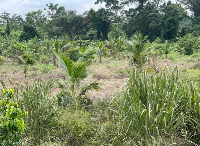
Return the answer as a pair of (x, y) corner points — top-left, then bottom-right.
(0, 57), (197, 99)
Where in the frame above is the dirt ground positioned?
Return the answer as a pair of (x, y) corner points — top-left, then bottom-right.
(0, 56), (198, 99)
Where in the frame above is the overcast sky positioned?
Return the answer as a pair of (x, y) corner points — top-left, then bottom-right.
(0, 0), (105, 17)
(0, 0), (182, 17)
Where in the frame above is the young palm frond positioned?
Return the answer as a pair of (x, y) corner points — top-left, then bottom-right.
(55, 53), (88, 96)
(127, 33), (149, 70)
(163, 40), (172, 59)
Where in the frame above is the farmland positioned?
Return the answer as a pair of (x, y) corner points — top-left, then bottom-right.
(0, 0), (200, 145)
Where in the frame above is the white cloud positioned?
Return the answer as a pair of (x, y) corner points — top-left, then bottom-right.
(76, 3), (105, 14)
(21, 0), (40, 5)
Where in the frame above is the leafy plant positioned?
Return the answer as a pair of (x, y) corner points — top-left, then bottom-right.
(127, 33), (149, 70)
(177, 34), (198, 55)
(55, 54), (99, 108)
(96, 41), (106, 63)
(162, 40), (172, 59)
(18, 54), (35, 74)
(78, 46), (96, 64)
(0, 56), (4, 64)
(59, 109), (95, 145)
(0, 88), (27, 146)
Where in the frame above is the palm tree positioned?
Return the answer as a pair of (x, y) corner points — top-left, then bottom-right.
(55, 53), (99, 99)
(127, 33), (149, 70)
(163, 41), (172, 59)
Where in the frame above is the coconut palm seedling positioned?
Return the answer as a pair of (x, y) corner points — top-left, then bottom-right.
(127, 33), (149, 70)
(96, 41), (106, 63)
(162, 40), (172, 59)
(55, 53), (99, 108)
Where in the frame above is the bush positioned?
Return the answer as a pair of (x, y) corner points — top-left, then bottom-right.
(56, 90), (74, 108)
(177, 34), (198, 55)
(57, 109), (95, 145)
(0, 88), (27, 145)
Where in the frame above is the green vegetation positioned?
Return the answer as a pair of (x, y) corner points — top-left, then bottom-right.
(0, 88), (27, 145)
(0, 0), (200, 145)
(113, 68), (200, 145)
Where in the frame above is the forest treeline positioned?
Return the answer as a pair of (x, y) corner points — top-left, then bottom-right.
(0, 0), (200, 42)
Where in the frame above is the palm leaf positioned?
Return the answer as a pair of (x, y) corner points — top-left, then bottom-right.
(55, 53), (74, 77)
(72, 62), (88, 82)
(54, 40), (60, 54)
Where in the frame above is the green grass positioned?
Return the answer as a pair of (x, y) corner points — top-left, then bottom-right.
(168, 49), (200, 63)
(30, 63), (56, 73)
(112, 68), (200, 145)
(186, 68), (200, 80)
(0, 46), (200, 145)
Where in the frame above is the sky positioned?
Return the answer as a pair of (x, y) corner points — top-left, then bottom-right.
(0, 0), (105, 17)
(0, 0), (184, 17)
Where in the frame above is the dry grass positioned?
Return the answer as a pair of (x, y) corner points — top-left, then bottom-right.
(0, 56), (199, 99)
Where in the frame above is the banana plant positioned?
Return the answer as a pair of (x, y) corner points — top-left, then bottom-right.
(18, 54), (35, 74)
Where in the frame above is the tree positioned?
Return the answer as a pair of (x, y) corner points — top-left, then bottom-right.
(0, 11), (10, 26)
(88, 8), (111, 40)
(178, 0), (200, 18)
(123, 1), (185, 40)
(53, 10), (88, 40)
(95, 0), (123, 23)
(25, 10), (47, 28)
(44, 3), (90, 39)
(10, 14), (24, 31)
(160, 1), (186, 40)
(19, 25), (40, 41)
(44, 3), (66, 37)
(123, 0), (148, 9)
(5, 18), (10, 36)
(44, 3), (60, 19)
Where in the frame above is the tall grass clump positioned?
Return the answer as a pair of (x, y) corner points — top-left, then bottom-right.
(18, 80), (59, 145)
(113, 68), (200, 145)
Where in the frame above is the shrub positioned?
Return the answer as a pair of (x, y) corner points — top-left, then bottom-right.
(56, 90), (74, 108)
(0, 88), (27, 145)
(177, 34), (198, 55)
(58, 109), (95, 145)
